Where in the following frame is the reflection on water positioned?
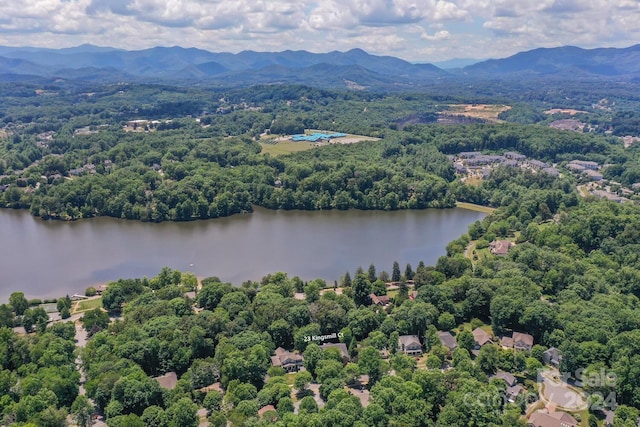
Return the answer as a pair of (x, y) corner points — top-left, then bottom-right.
(0, 207), (485, 302)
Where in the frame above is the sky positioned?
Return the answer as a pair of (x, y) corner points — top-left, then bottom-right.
(0, 0), (638, 62)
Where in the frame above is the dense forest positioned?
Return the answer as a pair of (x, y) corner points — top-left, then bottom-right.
(0, 83), (635, 221)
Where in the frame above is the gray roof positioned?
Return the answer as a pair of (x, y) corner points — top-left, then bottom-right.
(494, 371), (517, 386)
(437, 331), (458, 350)
(398, 335), (422, 348)
(321, 343), (350, 361)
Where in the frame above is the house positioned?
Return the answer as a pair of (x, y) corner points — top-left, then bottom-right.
(566, 163), (585, 172)
(500, 336), (514, 349)
(409, 290), (418, 300)
(258, 405), (277, 420)
(543, 347), (562, 367)
(513, 332), (534, 351)
(528, 411), (578, 427)
(271, 347), (304, 372)
(95, 284), (109, 295)
(501, 332), (534, 351)
(542, 167), (559, 177)
(504, 152), (526, 161)
(369, 293), (390, 306)
(472, 327), (493, 349)
(506, 384), (525, 403)
(398, 335), (423, 356)
(569, 160), (599, 170)
(494, 371), (517, 387)
(437, 331), (458, 352)
(583, 169), (604, 181)
(154, 372), (178, 390)
(321, 343), (350, 363)
(490, 240), (514, 256)
(529, 160), (549, 169)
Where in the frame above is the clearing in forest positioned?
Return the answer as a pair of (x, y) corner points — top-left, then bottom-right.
(444, 104), (511, 122)
(260, 130), (379, 156)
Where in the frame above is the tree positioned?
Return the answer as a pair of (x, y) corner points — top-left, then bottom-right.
(0, 304), (15, 328)
(203, 391), (223, 415)
(298, 395), (319, 414)
(404, 264), (414, 280)
(268, 319), (293, 349)
(342, 271), (352, 287)
(304, 281), (321, 303)
(358, 347), (386, 385)
(476, 345), (499, 374)
(167, 397), (198, 427)
(10, 291), (28, 316)
(353, 274), (371, 306)
(457, 329), (475, 353)
(367, 264), (377, 282)
(437, 312), (456, 331)
(294, 371), (313, 393)
(392, 261), (401, 282)
(71, 395), (94, 427)
(56, 295), (72, 313)
(81, 308), (110, 336)
(22, 307), (48, 333)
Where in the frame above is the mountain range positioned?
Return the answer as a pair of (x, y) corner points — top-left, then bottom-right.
(0, 43), (638, 88)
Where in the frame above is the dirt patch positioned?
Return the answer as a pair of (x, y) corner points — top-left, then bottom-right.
(544, 108), (588, 115)
(549, 119), (585, 132)
(443, 104), (511, 122)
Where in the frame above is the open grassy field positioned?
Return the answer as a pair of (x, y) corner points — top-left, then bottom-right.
(73, 297), (103, 313)
(260, 140), (316, 156)
(456, 202), (496, 214)
(445, 104), (511, 122)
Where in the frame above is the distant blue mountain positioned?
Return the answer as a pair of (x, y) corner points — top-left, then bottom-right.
(0, 44), (638, 87)
(433, 58), (481, 69)
(463, 44), (640, 77)
(0, 45), (446, 87)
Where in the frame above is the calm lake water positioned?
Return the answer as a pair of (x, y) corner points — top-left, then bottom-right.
(0, 207), (485, 302)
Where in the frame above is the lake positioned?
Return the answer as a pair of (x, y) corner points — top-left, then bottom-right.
(0, 207), (486, 302)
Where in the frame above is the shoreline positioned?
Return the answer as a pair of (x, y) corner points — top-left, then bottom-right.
(455, 201), (496, 214)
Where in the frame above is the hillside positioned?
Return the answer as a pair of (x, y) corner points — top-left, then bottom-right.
(463, 44), (640, 77)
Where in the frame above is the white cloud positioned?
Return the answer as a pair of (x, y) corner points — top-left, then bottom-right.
(0, 0), (636, 62)
(421, 30), (450, 41)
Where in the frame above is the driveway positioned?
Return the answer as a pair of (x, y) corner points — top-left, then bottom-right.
(538, 370), (587, 411)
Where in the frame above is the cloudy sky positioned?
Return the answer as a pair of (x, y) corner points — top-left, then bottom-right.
(0, 0), (638, 62)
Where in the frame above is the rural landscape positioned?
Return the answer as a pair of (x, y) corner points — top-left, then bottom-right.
(1, 5), (640, 427)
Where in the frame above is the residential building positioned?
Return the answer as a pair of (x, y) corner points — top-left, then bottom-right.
(490, 240), (514, 256)
(271, 347), (304, 372)
(513, 332), (534, 351)
(529, 160), (549, 169)
(321, 343), (350, 363)
(437, 331), (458, 352)
(569, 160), (599, 170)
(543, 347), (562, 367)
(369, 293), (390, 306)
(504, 152), (526, 161)
(472, 327), (493, 349)
(528, 411), (578, 427)
(398, 335), (423, 356)
(583, 169), (604, 181)
(494, 371), (517, 387)
(501, 332), (534, 351)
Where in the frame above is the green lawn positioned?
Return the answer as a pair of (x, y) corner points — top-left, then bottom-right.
(74, 297), (103, 313)
(260, 140), (315, 156)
